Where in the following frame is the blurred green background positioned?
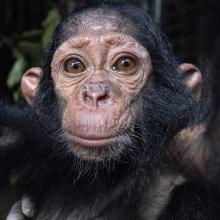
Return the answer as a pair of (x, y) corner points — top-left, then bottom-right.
(0, 0), (219, 218)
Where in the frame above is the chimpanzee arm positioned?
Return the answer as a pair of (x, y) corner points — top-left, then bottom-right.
(0, 101), (37, 165)
(0, 103), (30, 220)
(158, 182), (208, 220)
(0, 103), (25, 175)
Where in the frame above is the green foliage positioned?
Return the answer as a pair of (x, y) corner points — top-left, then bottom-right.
(0, 211), (8, 220)
(7, 51), (27, 88)
(5, 6), (61, 102)
(42, 7), (61, 49)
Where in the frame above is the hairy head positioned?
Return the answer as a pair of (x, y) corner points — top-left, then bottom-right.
(21, 2), (194, 167)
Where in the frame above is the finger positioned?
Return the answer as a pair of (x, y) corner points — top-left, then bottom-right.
(6, 201), (25, 220)
(21, 195), (35, 218)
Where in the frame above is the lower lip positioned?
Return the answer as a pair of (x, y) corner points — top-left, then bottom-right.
(67, 132), (116, 148)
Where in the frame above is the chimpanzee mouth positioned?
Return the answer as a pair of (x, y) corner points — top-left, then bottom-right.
(66, 131), (121, 148)
(64, 130), (134, 161)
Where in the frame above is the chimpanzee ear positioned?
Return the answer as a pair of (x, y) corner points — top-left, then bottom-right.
(21, 67), (43, 104)
(179, 63), (203, 101)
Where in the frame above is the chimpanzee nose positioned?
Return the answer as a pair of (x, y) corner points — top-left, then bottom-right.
(81, 81), (112, 108)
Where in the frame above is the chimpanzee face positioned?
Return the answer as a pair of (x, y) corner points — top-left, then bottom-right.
(49, 22), (151, 160)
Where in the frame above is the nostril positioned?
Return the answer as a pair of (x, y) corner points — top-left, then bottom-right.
(81, 90), (93, 107)
(97, 92), (110, 105)
(81, 81), (112, 108)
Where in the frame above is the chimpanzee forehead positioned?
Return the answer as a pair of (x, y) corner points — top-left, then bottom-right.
(81, 11), (121, 27)
(74, 10), (125, 29)
(58, 9), (141, 44)
(57, 33), (144, 49)
(56, 11), (146, 51)
(53, 32), (149, 63)
(51, 10), (151, 65)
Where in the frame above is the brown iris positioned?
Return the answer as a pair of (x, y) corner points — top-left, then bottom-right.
(112, 57), (136, 72)
(64, 58), (85, 74)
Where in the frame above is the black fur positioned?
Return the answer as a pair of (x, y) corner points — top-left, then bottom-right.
(158, 182), (208, 220)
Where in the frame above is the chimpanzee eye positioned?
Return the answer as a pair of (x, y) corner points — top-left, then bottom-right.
(64, 58), (86, 74)
(112, 57), (136, 72)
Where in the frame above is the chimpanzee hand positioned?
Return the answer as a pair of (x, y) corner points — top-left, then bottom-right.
(6, 195), (35, 220)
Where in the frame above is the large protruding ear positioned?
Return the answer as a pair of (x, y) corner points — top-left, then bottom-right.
(179, 63), (203, 101)
(21, 67), (43, 104)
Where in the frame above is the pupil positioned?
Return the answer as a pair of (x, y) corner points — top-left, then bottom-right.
(72, 62), (79, 69)
(122, 59), (130, 67)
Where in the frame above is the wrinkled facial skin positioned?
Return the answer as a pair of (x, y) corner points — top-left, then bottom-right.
(51, 23), (152, 160)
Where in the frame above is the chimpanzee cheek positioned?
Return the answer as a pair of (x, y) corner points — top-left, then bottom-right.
(116, 73), (149, 103)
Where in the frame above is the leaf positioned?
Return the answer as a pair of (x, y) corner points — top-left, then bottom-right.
(21, 29), (43, 40)
(42, 7), (61, 49)
(9, 173), (19, 186)
(7, 52), (27, 88)
(17, 41), (42, 66)
(13, 90), (23, 102)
